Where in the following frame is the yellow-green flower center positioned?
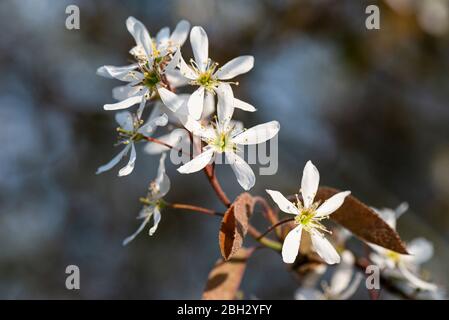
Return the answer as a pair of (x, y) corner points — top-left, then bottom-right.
(143, 71), (160, 88)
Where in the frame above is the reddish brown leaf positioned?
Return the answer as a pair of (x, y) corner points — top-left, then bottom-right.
(317, 187), (408, 254)
(219, 193), (255, 260)
(202, 247), (254, 300)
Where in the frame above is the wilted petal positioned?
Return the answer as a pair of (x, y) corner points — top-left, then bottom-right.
(310, 230), (340, 265)
(266, 190), (297, 215)
(190, 26), (208, 72)
(232, 121), (280, 145)
(301, 161), (320, 209)
(96, 144), (130, 175)
(118, 143), (137, 176)
(158, 87), (184, 112)
(177, 148), (215, 174)
(282, 225), (302, 264)
(104, 95), (143, 111)
(215, 56), (254, 80)
(226, 151), (255, 190)
(234, 98), (256, 112)
(315, 191), (351, 217)
(170, 20), (190, 46)
(188, 87), (205, 120)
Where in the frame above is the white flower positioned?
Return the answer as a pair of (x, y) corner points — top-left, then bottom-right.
(370, 204), (438, 291)
(128, 18), (190, 62)
(266, 161), (351, 264)
(176, 26), (256, 120)
(295, 251), (363, 300)
(96, 109), (168, 177)
(123, 153), (170, 245)
(97, 17), (187, 116)
(177, 86), (279, 190)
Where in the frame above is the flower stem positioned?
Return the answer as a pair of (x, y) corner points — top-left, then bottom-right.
(257, 217), (295, 240)
(167, 202), (224, 217)
(247, 225), (283, 251)
(203, 163), (231, 207)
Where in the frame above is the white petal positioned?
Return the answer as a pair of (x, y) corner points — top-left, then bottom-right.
(136, 93), (147, 118)
(301, 160), (320, 209)
(315, 191), (351, 217)
(144, 131), (188, 154)
(97, 64), (139, 81)
(104, 95), (143, 111)
(266, 190), (297, 215)
(126, 16), (144, 45)
(170, 20), (190, 46)
(234, 98), (256, 112)
(122, 208), (152, 246)
(179, 52), (197, 80)
(232, 121), (280, 145)
(154, 153), (170, 199)
(215, 56), (254, 80)
(112, 85), (143, 101)
(184, 119), (215, 140)
(156, 27), (170, 45)
(398, 263), (438, 291)
(190, 26), (208, 72)
(203, 91), (215, 119)
(115, 111), (133, 131)
(310, 230), (340, 264)
(96, 145), (130, 175)
(295, 288), (324, 300)
(149, 207), (162, 236)
(118, 143), (137, 176)
(187, 87), (205, 120)
(407, 238), (434, 265)
(177, 148), (214, 174)
(282, 225), (302, 264)
(216, 83), (234, 127)
(139, 114), (168, 136)
(165, 69), (190, 88)
(329, 250), (355, 296)
(337, 273), (363, 300)
(164, 48), (181, 74)
(138, 27), (153, 63)
(158, 87), (184, 112)
(226, 151), (256, 190)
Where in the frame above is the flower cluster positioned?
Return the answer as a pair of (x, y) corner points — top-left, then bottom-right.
(95, 17), (442, 299)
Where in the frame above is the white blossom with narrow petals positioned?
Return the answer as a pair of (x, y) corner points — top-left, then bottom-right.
(96, 109), (167, 177)
(177, 88), (279, 190)
(122, 153), (170, 245)
(266, 161), (351, 264)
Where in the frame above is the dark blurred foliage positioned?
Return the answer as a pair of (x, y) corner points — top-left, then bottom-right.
(0, 0), (448, 299)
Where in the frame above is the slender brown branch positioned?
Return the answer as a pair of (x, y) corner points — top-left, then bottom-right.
(247, 225), (283, 251)
(144, 136), (190, 156)
(204, 163), (231, 207)
(257, 218), (295, 240)
(167, 202), (224, 217)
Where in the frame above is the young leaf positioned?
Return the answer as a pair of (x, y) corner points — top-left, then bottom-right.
(219, 193), (255, 260)
(202, 247), (254, 300)
(317, 187), (408, 254)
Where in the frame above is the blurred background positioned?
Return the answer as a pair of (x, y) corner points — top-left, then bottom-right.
(0, 0), (448, 299)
